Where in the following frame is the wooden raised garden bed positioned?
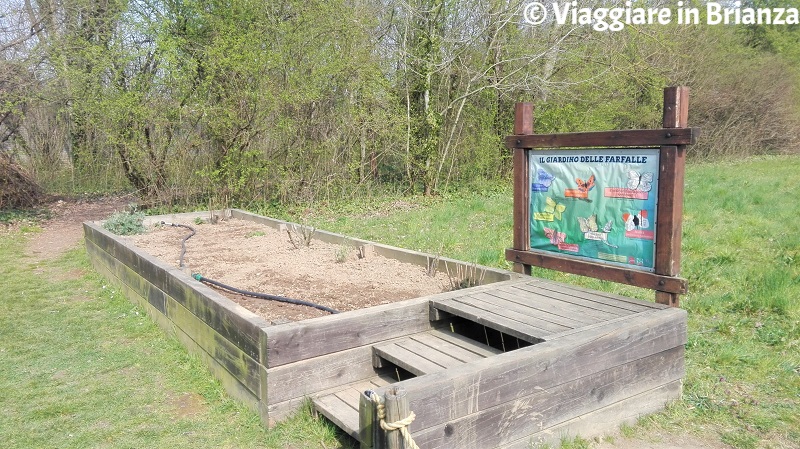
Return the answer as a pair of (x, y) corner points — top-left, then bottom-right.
(84, 209), (686, 448)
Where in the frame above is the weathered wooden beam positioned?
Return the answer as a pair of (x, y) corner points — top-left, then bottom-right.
(655, 86), (690, 307)
(264, 297), (433, 367)
(504, 127), (698, 149)
(359, 392), (376, 449)
(512, 102), (533, 275)
(505, 249), (687, 294)
(266, 344), (377, 404)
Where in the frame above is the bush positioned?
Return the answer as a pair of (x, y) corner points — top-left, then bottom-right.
(103, 210), (146, 235)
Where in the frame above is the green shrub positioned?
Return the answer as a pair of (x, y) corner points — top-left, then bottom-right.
(103, 210), (146, 235)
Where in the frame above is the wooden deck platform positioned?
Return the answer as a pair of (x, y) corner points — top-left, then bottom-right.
(312, 278), (681, 447)
(431, 278), (664, 342)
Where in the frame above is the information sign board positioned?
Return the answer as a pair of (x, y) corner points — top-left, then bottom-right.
(528, 148), (660, 271)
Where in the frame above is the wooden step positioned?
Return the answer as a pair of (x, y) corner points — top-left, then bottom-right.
(430, 279), (649, 344)
(312, 375), (395, 442)
(372, 329), (501, 376)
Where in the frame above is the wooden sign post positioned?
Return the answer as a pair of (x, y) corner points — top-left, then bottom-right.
(505, 87), (697, 306)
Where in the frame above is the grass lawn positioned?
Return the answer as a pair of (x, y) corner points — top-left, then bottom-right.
(1, 155), (798, 448)
(0, 234), (349, 448)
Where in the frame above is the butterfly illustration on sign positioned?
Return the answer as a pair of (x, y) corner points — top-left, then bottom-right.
(545, 197), (566, 220)
(626, 170), (653, 192)
(623, 210), (650, 231)
(532, 168), (556, 192)
(564, 174), (595, 200)
(533, 196), (566, 222)
(543, 227), (566, 246)
(577, 214), (617, 247)
(576, 174), (596, 194)
(578, 214), (613, 234)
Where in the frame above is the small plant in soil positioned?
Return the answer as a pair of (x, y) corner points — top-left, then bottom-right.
(426, 254), (440, 277)
(334, 244), (351, 263)
(444, 261), (487, 290)
(426, 245), (445, 277)
(286, 223), (315, 249)
(103, 210), (146, 235)
(246, 230), (266, 238)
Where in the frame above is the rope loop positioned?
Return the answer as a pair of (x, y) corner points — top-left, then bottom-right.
(369, 391), (420, 449)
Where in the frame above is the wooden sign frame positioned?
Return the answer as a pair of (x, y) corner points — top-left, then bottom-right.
(505, 87), (697, 306)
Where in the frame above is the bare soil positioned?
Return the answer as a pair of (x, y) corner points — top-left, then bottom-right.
(127, 218), (451, 322)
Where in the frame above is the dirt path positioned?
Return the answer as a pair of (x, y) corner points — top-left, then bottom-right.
(26, 195), (132, 260)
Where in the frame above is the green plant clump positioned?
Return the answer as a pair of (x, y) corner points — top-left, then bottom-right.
(102, 211), (146, 235)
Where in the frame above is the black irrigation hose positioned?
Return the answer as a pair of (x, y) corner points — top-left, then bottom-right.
(161, 222), (195, 268)
(163, 221), (339, 314)
(192, 273), (340, 314)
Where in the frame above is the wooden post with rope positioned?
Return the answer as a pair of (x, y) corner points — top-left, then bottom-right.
(384, 387), (411, 449)
(361, 387), (419, 449)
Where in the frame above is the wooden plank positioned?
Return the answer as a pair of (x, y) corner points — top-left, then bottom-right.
(311, 375), (395, 445)
(428, 329), (501, 358)
(655, 87), (690, 307)
(268, 374), (392, 429)
(374, 342), (447, 376)
(397, 338), (466, 368)
(476, 288), (590, 327)
(411, 346), (684, 449)
(504, 127), (698, 149)
(266, 343), (379, 404)
(90, 240), (168, 315)
(486, 287), (616, 323)
(433, 296), (551, 343)
(266, 281), (525, 368)
(371, 307), (687, 432)
(505, 249), (688, 294)
(410, 332), (498, 363)
(541, 311), (660, 341)
(535, 279), (666, 310)
(265, 297), (433, 367)
(315, 393), (361, 440)
(169, 319), (262, 414)
(499, 380), (683, 449)
(504, 284), (631, 319)
(467, 292), (577, 331)
(84, 222), (122, 261)
(429, 279), (540, 321)
(166, 296), (262, 397)
(512, 102), (533, 275)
